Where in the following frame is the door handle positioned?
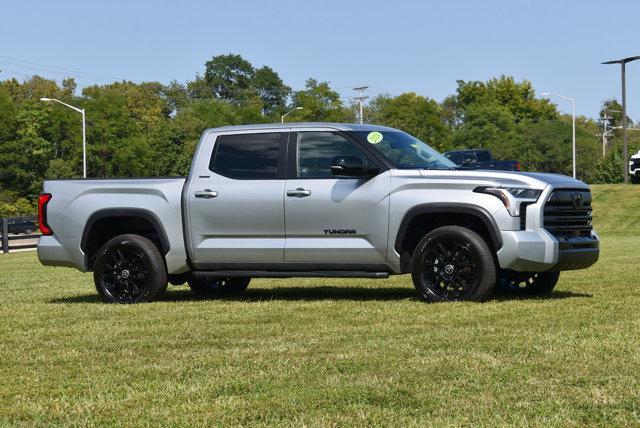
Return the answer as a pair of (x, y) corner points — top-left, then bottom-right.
(286, 188), (311, 197)
(194, 189), (218, 199)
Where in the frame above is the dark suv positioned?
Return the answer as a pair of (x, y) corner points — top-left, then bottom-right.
(6, 218), (37, 235)
(444, 149), (520, 171)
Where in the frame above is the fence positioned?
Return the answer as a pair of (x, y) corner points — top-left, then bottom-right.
(1, 217), (41, 254)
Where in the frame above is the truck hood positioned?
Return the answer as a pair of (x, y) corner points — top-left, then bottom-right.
(417, 169), (589, 189)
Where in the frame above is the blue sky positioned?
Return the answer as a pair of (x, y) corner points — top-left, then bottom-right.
(2, 0), (639, 119)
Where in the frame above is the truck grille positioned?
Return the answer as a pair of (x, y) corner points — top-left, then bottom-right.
(543, 189), (593, 240)
(632, 158), (640, 170)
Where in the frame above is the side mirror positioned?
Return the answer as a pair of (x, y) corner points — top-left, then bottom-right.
(330, 156), (378, 177)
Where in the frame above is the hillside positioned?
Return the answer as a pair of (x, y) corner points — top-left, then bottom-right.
(591, 184), (640, 236)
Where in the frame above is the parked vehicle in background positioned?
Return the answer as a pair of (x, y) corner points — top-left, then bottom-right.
(444, 149), (520, 171)
(38, 123), (598, 304)
(7, 217), (37, 234)
(629, 150), (640, 184)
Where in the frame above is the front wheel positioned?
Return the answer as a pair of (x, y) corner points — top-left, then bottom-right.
(499, 271), (560, 295)
(93, 234), (168, 303)
(411, 226), (496, 302)
(188, 276), (250, 296)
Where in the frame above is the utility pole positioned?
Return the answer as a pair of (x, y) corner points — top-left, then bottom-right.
(353, 86), (369, 124)
(602, 56), (640, 183)
(597, 114), (613, 157)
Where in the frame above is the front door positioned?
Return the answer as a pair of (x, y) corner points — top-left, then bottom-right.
(284, 131), (391, 266)
(186, 131), (287, 268)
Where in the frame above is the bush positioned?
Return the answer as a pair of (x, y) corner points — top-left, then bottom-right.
(0, 191), (35, 218)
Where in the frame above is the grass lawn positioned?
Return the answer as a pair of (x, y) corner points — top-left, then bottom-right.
(1, 185), (640, 426)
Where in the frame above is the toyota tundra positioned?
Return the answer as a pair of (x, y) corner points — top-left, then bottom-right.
(37, 123), (600, 303)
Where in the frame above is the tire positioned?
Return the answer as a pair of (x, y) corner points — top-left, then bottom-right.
(411, 225), (496, 302)
(631, 174), (639, 184)
(93, 234), (168, 303)
(498, 271), (560, 295)
(24, 229), (33, 235)
(188, 276), (250, 296)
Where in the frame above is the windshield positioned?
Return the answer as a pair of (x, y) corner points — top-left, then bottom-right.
(351, 130), (457, 170)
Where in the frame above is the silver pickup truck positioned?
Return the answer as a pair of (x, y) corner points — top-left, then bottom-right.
(37, 123), (599, 303)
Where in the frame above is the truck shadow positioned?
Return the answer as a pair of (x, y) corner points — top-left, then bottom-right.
(48, 287), (592, 304)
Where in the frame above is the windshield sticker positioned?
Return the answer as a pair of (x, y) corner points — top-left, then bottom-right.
(367, 131), (383, 144)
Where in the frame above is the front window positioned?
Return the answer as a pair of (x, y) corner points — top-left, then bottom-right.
(350, 130), (456, 170)
(296, 132), (375, 178)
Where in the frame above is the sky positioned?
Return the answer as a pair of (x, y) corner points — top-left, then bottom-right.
(2, 0), (640, 120)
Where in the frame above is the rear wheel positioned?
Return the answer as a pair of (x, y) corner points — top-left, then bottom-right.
(188, 276), (250, 296)
(411, 225), (496, 302)
(93, 234), (168, 303)
(499, 271), (560, 295)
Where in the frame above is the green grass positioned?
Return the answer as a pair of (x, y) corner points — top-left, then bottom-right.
(590, 184), (640, 236)
(1, 184), (640, 426)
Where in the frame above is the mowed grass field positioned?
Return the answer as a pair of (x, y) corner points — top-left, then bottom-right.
(1, 184), (640, 426)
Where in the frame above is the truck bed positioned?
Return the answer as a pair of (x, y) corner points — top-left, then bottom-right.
(37, 178), (189, 274)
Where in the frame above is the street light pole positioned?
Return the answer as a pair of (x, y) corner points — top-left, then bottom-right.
(281, 107), (303, 124)
(602, 56), (640, 183)
(542, 92), (576, 178)
(40, 98), (87, 178)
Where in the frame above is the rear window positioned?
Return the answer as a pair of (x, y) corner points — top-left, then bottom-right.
(476, 151), (492, 162)
(210, 133), (282, 179)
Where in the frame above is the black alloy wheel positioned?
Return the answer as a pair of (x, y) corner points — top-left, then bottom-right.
(94, 234), (167, 303)
(499, 271), (560, 295)
(411, 226), (496, 302)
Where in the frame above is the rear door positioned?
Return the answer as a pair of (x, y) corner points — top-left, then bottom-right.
(283, 130), (391, 266)
(186, 131), (288, 268)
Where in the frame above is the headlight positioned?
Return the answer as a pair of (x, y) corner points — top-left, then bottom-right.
(474, 186), (543, 216)
(505, 188), (543, 200)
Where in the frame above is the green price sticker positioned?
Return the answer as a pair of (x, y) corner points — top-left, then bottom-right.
(367, 131), (383, 144)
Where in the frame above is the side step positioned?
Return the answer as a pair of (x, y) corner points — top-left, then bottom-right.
(192, 271), (390, 279)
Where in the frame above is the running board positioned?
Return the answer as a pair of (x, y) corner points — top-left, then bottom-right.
(192, 271), (390, 279)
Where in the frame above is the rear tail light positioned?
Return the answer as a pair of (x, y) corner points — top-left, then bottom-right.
(38, 193), (53, 236)
(516, 162), (521, 171)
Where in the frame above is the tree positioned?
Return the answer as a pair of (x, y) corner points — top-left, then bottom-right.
(204, 54), (255, 101)
(291, 78), (352, 122)
(253, 66), (290, 116)
(599, 98), (630, 128)
(0, 89), (17, 142)
(452, 103), (522, 158)
(453, 76), (557, 124)
(369, 93), (450, 151)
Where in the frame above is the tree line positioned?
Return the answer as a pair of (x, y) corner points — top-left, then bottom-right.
(0, 53), (637, 216)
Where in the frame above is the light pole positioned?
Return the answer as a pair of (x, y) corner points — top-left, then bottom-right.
(281, 107), (303, 124)
(602, 56), (640, 183)
(40, 97), (87, 178)
(542, 92), (576, 178)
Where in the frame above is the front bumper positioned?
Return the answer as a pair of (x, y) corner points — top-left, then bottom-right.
(497, 228), (599, 272)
